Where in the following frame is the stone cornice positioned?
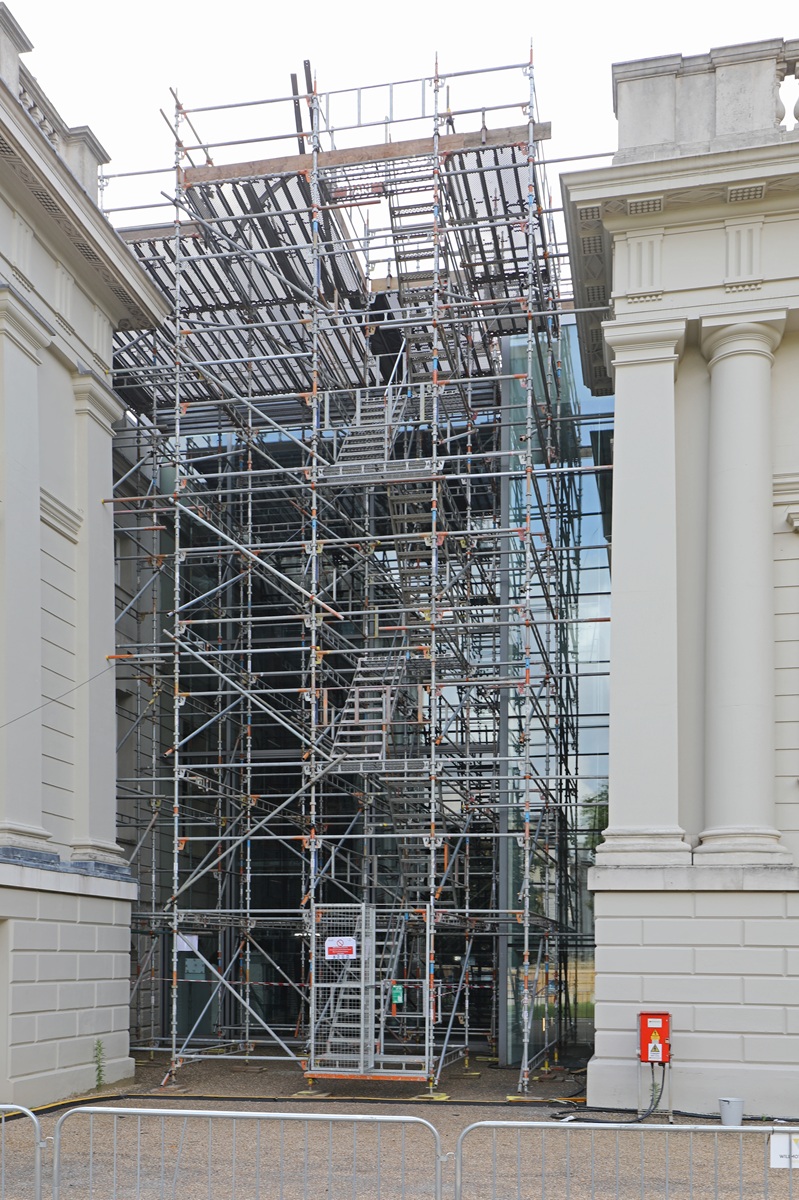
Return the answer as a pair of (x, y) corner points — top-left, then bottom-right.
(72, 368), (126, 431)
(0, 859), (137, 900)
(611, 41), (790, 113)
(774, 473), (799, 505)
(0, 283), (52, 360)
(563, 138), (799, 398)
(563, 140), (799, 208)
(603, 317), (685, 372)
(39, 487), (82, 543)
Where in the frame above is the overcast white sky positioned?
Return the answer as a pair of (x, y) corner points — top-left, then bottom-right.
(15, 0), (798, 213)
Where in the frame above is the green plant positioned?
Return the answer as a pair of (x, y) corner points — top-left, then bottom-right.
(93, 1038), (106, 1090)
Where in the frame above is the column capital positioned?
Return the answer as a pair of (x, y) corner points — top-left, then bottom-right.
(700, 310), (786, 366)
(603, 318), (686, 368)
(72, 369), (126, 432)
(0, 286), (52, 363)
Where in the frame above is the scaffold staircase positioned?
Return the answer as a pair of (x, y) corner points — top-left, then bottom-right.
(325, 344), (420, 484)
(385, 778), (458, 909)
(331, 650), (407, 771)
(388, 193), (450, 382)
(387, 481), (438, 610)
(332, 388), (388, 472)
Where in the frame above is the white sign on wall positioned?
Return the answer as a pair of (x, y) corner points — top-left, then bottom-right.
(324, 936), (357, 960)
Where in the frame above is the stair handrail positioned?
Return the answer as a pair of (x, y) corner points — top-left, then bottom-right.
(383, 338), (407, 462)
(375, 905), (408, 1054)
(329, 631), (410, 759)
(333, 339), (409, 467)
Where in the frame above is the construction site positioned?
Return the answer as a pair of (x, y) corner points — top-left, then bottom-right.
(106, 57), (611, 1096)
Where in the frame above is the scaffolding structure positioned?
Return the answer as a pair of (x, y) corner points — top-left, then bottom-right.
(110, 56), (607, 1093)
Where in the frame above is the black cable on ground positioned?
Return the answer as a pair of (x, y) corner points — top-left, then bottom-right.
(556, 1063), (665, 1124)
(15, 1084), (799, 1123)
(15, 1090), (562, 1117)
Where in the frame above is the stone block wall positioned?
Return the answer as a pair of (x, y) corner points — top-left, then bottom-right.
(0, 866), (135, 1107)
(589, 870), (799, 1116)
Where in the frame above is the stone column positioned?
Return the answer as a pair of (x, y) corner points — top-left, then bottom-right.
(598, 320), (692, 863)
(697, 312), (790, 861)
(70, 371), (127, 867)
(0, 289), (54, 856)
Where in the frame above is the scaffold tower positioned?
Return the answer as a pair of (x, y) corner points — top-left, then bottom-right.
(109, 54), (606, 1093)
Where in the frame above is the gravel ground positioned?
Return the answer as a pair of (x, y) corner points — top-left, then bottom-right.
(2, 1058), (796, 1199)
(126, 1052), (584, 1107)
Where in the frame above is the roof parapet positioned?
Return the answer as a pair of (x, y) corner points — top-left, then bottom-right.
(613, 39), (799, 164)
(0, 3), (31, 96)
(0, 4), (110, 200)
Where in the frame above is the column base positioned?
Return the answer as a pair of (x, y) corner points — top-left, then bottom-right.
(70, 839), (127, 866)
(0, 821), (56, 857)
(595, 826), (693, 866)
(694, 825), (792, 863)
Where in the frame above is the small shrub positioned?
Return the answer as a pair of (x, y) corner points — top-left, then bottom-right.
(93, 1039), (106, 1090)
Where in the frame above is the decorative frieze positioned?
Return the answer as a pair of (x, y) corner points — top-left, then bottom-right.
(620, 230), (664, 303)
(54, 261), (75, 335)
(724, 219), (763, 292)
(11, 209), (32, 291)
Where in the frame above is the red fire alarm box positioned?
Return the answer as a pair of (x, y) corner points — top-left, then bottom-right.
(639, 1012), (671, 1064)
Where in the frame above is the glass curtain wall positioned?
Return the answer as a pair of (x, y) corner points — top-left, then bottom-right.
(501, 321), (611, 1067)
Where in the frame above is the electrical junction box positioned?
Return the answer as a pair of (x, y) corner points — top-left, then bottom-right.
(639, 1012), (671, 1063)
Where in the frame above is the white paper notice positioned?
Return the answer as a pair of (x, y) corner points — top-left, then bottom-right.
(770, 1133), (799, 1169)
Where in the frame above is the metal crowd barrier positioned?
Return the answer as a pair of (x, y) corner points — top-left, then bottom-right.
(0, 1105), (44, 1200)
(52, 1105), (444, 1200)
(454, 1119), (799, 1200)
(39, 1104), (799, 1200)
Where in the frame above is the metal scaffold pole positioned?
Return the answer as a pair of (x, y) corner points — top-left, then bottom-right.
(167, 92), (186, 1087)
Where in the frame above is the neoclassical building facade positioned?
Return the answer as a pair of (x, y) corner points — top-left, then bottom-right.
(0, 9), (166, 1104)
(563, 39), (799, 1113)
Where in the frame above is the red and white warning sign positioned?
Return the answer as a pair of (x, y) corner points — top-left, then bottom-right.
(324, 936), (357, 960)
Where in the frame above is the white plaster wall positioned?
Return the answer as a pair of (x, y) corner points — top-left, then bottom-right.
(39, 354), (77, 502)
(0, 282), (131, 1101)
(762, 214), (799, 286)
(773, 332), (799, 471)
(607, 218), (799, 859)
(769, 331), (799, 860)
(40, 519), (76, 854)
(674, 345), (709, 844)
